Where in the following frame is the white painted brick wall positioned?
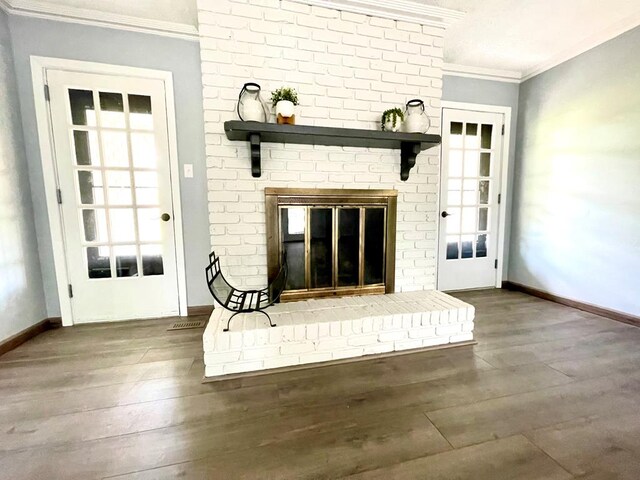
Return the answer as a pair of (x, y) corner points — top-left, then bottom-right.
(197, 0), (444, 291)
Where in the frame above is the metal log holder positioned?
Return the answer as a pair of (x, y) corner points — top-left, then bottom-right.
(205, 251), (288, 332)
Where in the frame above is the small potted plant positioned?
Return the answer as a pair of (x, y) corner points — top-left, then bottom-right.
(381, 108), (404, 132)
(271, 87), (299, 125)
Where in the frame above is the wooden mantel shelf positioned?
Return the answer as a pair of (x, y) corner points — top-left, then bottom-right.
(223, 121), (441, 181)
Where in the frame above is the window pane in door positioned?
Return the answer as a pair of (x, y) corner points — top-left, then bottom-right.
(114, 245), (138, 278)
(450, 122), (463, 148)
(337, 208), (360, 287)
(281, 207), (306, 290)
(446, 207), (461, 234)
(479, 180), (490, 204)
(309, 208), (332, 289)
(141, 244), (164, 276)
(481, 124), (493, 149)
(99, 92), (126, 128)
(364, 208), (385, 285)
(110, 208), (136, 243)
(479, 152), (491, 177)
(101, 131), (129, 167)
(462, 181), (477, 206)
(446, 236), (459, 260)
(465, 123), (479, 148)
(461, 207), (476, 233)
(478, 208), (488, 231)
(461, 235), (474, 259)
(129, 94), (153, 130)
(449, 150), (463, 177)
(82, 209), (108, 243)
(131, 133), (157, 169)
(73, 130), (101, 166)
(476, 234), (488, 258)
(106, 171), (132, 206)
(87, 246), (111, 278)
(464, 150), (479, 177)
(69, 89), (96, 126)
(134, 171), (159, 206)
(77, 170), (104, 205)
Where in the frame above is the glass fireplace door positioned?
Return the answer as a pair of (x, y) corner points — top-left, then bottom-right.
(279, 205), (386, 296)
(310, 208), (333, 289)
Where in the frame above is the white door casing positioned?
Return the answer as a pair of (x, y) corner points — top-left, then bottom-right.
(437, 104), (510, 291)
(31, 58), (188, 325)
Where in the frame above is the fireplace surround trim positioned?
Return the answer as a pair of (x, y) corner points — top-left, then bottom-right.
(265, 188), (398, 301)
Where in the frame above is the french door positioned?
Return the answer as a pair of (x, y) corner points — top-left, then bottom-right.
(438, 108), (504, 291)
(46, 70), (180, 323)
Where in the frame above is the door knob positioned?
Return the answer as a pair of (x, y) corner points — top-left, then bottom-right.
(161, 213), (171, 222)
(441, 211), (451, 218)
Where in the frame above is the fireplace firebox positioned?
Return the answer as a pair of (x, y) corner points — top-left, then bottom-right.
(266, 188), (397, 301)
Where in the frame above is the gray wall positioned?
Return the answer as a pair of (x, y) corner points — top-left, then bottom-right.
(0, 11), (47, 340)
(8, 15), (211, 316)
(442, 75), (520, 280)
(510, 26), (640, 316)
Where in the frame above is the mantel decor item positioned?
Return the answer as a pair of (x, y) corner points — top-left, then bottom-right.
(404, 99), (430, 133)
(381, 108), (404, 132)
(237, 82), (269, 122)
(271, 87), (299, 125)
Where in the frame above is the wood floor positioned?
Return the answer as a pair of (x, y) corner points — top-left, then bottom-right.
(2, 290), (640, 479)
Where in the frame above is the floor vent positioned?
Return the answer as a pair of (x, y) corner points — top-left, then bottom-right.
(167, 320), (206, 331)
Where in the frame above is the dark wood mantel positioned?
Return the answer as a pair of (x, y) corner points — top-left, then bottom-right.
(224, 121), (441, 181)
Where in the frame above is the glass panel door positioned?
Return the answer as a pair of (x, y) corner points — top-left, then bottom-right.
(438, 108), (504, 291)
(47, 69), (180, 323)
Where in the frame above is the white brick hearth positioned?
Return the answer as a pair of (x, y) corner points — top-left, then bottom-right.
(203, 291), (474, 378)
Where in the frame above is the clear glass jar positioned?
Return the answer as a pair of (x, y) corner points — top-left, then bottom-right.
(404, 99), (430, 133)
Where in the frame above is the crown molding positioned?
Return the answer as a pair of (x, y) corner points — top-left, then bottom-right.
(443, 63), (522, 84)
(290, 0), (464, 29)
(521, 12), (640, 82)
(1, 0), (199, 41)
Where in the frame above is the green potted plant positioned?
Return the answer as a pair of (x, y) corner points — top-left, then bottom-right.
(271, 87), (299, 125)
(381, 108), (404, 132)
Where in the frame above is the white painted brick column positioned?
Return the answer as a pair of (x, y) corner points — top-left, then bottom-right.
(197, 0), (445, 292)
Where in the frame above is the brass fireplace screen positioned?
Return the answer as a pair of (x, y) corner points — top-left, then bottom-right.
(266, 188), (397, 301)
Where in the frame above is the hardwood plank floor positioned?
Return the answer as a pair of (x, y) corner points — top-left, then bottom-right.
(1, 290), (639, 479)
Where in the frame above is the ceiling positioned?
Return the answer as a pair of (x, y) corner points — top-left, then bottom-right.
(431, 0), (640, 79)
(3, 0), (640, 81)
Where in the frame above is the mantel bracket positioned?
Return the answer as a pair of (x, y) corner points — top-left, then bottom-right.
(249, 133), (261, 178)
(400, 142), (421, 181)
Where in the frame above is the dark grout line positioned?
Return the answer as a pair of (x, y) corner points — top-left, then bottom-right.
(423, 411), (456, 450)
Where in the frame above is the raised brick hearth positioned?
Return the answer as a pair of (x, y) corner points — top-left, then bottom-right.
(203, 290), (474, 378)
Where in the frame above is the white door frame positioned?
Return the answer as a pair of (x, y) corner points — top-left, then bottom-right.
(438, 101), (512, 289)
(31, 56), (188, 326)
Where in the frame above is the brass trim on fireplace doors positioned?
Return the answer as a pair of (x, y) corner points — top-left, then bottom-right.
(265, 188), (397, 301)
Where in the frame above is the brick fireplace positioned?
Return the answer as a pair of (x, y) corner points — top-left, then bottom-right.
(198, 0), (444, 294)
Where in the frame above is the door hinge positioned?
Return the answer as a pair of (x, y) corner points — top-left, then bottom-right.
(56, 188), (62, 204)
(494, 259), (498, 269)
(44, 84), (50, 102)
(68, 284), (73, 298)
(501, 124), (505, 135)
(498, 193), (502, 205)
